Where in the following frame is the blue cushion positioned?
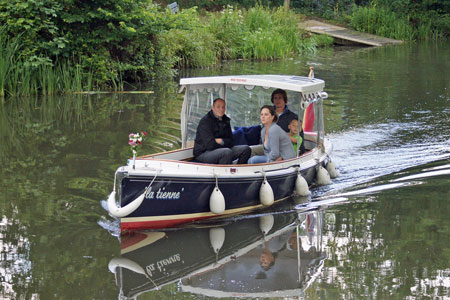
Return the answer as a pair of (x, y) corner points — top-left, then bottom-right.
(233, 125), (262, 146)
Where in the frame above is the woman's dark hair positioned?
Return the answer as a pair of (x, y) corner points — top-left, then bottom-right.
(271, 89), (287, 103)
(260, 105), (278, 123)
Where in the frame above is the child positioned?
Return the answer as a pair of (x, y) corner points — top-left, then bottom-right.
(288, 118), (305, 155)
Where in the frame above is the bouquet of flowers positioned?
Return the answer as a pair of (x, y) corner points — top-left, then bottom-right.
(128, 131), (148, 157)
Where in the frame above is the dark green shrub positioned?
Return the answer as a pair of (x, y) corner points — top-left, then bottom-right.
(0, 1), (333, 97)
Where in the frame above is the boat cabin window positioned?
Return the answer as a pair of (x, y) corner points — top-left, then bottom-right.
(181, 84), (324, 150)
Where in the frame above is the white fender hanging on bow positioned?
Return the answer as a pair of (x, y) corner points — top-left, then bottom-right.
(295, 172), (310, 196)
(259, 174), (274, 206)
(107, 170), (160, 218)
(259, 215), (274, 235)
(326, 158), (339, 179)
(107, 190), (145, 218)
(210, 176), (225, 214)
(209, 227), (225, 254)
(316, 165), (331, 186)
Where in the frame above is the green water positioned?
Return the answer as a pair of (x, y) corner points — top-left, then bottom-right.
(0, 41), (449, 299)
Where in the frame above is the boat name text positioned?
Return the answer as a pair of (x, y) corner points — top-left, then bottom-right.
(145, 253), (181, 277)
(144, 187), (184, 200)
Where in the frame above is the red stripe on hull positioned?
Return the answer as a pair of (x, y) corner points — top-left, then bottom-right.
(120, 215), (214, 231)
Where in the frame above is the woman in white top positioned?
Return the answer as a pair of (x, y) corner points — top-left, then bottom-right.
(248, 105), (296, 164)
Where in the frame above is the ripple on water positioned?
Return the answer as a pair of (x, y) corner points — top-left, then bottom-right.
(319, 119), (450, 197)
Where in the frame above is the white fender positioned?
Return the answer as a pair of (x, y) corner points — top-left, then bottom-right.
(259, 178), (274, 206)
(209, 227), (225, 254)
(210, 187), (225, 214)
(295, 173), (310, 196)
(259, 215), (274, 235)
(316, 165), (331, 186)
(108, 257), (146, 276)
(326, 159), (339, 178)
(107, 191), (145, 218)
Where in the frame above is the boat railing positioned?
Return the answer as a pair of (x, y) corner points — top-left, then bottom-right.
(138, 135), (319, 165)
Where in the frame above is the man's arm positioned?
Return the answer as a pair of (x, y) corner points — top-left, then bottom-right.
(221, 120), (234, 148)
(197, 119), (222, 151)
(222, 137), (233, 148)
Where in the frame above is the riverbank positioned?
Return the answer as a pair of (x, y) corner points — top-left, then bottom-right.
(0, 5), (333, 99)
(1, 1), (447, 98)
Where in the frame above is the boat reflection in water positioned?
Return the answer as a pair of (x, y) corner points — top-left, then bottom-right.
(109, 200), (326, 299)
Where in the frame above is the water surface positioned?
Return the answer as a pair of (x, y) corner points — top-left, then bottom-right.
(0, 41), (449, 299)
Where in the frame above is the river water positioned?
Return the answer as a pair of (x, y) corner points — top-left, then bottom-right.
(0, 41), (449, 299)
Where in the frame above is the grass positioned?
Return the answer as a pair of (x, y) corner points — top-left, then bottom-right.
(349, 5), (439, 41)
(0, 27), (111, 98)
(205, 5), (320, 61)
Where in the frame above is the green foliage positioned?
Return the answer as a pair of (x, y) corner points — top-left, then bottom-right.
(0, 0), (448, 98)
(290, 0), (356, 19)
(0, 28), (94, 97)
(310, 33), (335, 47)
(0, 1), (332, 97)
(0, 26), (20, 98)
(290, 0), (449, 39)
(349, 4), (445, 40)
(0, 0), (170, 92)
(175, 0), (284, 10)
(207, 5), (319, 60)
(350, 5), (414, 40)
(207, 5), (246, 59)
(243, 6), (299, 58)
(157, 8), (217, 68)
(0, 0), (66, 57)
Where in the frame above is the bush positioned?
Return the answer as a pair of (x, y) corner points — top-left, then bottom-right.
(0, 0), (173, 89)
(207, 5), (319, 60)
(207, 6), (246, 59)
(0, 2), (330, 96)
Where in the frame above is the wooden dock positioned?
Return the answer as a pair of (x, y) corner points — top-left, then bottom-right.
(299, 20), (403, 47)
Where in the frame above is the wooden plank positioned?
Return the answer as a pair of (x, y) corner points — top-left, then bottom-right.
(300, 20), (402, 47)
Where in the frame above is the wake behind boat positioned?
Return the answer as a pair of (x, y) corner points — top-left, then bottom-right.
(106, 74), (339, 231)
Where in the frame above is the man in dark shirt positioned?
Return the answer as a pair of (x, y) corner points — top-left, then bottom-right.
(271, 89), (298, 132)
(193, 98), (251, 164)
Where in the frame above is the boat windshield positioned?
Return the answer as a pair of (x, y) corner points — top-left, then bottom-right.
(180, 83), (324, 149)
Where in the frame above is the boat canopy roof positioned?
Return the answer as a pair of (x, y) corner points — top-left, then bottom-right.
(180, 75), (325, 94)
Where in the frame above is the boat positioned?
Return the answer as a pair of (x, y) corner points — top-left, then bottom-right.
(108, 206), (326, 299)
(107, 74), (338, 231)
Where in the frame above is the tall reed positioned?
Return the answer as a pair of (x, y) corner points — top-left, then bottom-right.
(349, 5), (438, 41)
(0, 27), (21, 98)
(1, 27), (106, 98)
(0, 54), (97, 98)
